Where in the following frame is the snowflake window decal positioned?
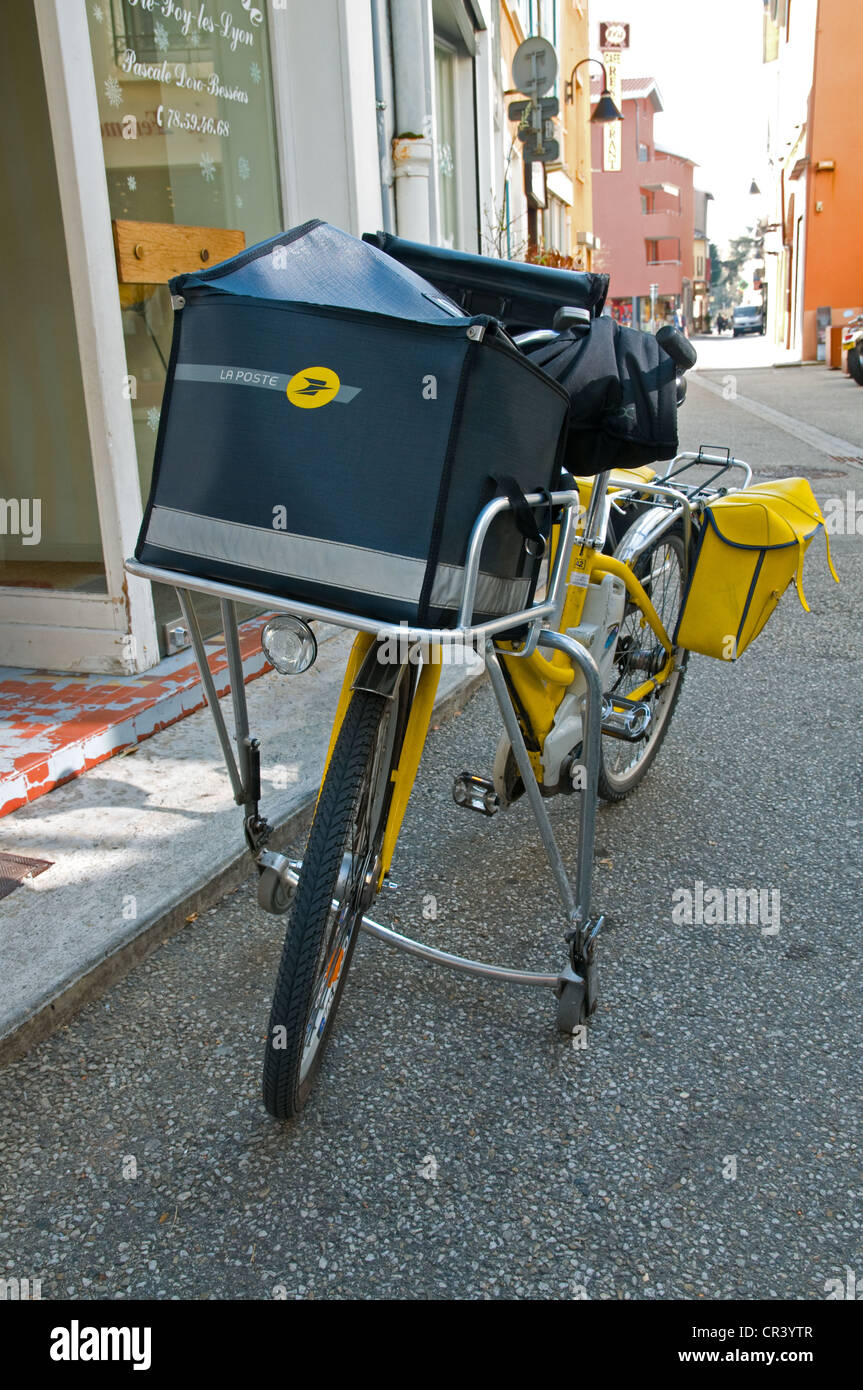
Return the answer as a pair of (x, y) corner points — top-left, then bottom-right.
(250, 62), (262, 85)
(146, 407), (161, 433)
(238, 156), (251, 181)
(104, 75), (122, 109)
(91, 4), (104, 24)
(438, 142), (454, 178)
(200, 152), (217, 182)
(154, 21), (169, 52)
(126, 175), (137, 192)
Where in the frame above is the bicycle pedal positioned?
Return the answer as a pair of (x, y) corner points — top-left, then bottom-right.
(601, 694), (652, 742)
(452, 772), (500, 816)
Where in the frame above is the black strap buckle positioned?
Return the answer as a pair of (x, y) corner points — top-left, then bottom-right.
(495, 474), (554, 560)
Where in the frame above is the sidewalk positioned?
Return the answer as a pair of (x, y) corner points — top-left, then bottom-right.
(0, 624), (484, 1063)
(0, 617), (273, 818)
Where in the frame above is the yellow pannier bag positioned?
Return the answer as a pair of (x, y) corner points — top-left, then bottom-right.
(675, 477), (839, 661)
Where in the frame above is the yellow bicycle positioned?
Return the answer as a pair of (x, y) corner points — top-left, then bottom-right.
(127, 429), (839, 1119)
(246, 447), (752, 1117)
(125, 226), (835, 1120)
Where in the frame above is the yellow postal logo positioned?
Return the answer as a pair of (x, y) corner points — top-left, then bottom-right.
(286, 366), (340, 409)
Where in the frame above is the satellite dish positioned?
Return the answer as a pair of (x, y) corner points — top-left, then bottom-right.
(512, 37), (558, 98)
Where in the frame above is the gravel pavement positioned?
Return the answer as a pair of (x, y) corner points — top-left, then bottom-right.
(1, 348), (860, 1301)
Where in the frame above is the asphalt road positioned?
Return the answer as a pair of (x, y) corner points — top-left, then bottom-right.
(1, 343), (861, 1301)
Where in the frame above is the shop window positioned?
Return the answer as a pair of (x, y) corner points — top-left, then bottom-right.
(0, 3), (104, 593)
(86, 2), (283, 649)
(87, 1), (282, 502)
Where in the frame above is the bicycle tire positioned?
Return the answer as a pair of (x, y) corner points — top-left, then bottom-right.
(848, 345), (863, 386)
(262, 681), (408, 1119)
(598, 528), (689, 801)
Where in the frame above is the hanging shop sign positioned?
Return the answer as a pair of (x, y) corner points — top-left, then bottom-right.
(601, 46), (622, 172)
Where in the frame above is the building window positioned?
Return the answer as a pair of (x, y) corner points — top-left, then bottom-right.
(638, 142), (649, 162)
(86, 1), (282, 501)
(434, 43), (459, 249)
(542, 195), (568, 254)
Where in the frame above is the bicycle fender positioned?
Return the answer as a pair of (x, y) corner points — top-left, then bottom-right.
(351, 639), (409, 699)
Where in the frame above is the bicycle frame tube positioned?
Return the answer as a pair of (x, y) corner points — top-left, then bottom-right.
(499, 472), (613, 753)
(378, 653), (442, 883)
(592, 553), (673, 654)
(318, 630), (375, 796)
(501, 469), (690, 748)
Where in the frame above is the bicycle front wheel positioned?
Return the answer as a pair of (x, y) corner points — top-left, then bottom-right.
(262, 679), (408, 1119)
(598, 528), (688, 801)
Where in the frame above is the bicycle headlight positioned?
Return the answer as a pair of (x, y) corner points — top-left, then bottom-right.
(261, 615), (317, 675)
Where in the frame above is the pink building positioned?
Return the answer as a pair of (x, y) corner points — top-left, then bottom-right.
(590, 77), (696, 331)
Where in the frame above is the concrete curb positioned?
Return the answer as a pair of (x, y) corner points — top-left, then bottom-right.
(0, 663), (486, 1067)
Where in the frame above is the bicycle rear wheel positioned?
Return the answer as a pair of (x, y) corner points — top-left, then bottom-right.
(262, 676), (409, 1119)
(598, 528), (688, 801)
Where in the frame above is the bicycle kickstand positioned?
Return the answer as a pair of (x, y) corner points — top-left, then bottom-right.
(485, 630), (605, 1028)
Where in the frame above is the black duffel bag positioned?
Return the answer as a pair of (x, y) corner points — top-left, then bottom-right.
(525, 316), (682, 475)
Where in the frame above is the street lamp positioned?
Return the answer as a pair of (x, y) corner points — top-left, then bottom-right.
(564, 57), (623, 122)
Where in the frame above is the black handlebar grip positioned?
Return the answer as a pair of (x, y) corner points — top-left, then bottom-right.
(656, 324), (698, 372)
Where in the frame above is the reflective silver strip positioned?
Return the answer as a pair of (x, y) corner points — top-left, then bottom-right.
(146, 507), (424, 601)
(430, 564), (531, 615)
(174, 363), (360, 403)
(146, 507), (531, 615)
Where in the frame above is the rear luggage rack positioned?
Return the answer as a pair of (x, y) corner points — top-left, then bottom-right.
(657, 447), (753, 494)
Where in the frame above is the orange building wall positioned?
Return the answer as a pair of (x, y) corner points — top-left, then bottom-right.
(802, 0), (863, 356)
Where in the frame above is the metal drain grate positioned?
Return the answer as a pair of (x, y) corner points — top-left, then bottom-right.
(0, 852), (53, 901)
(759, 465), (849, 479)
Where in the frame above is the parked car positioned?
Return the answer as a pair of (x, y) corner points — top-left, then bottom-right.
(842, 314), (863, 385)
(733, 305), (765, 337)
